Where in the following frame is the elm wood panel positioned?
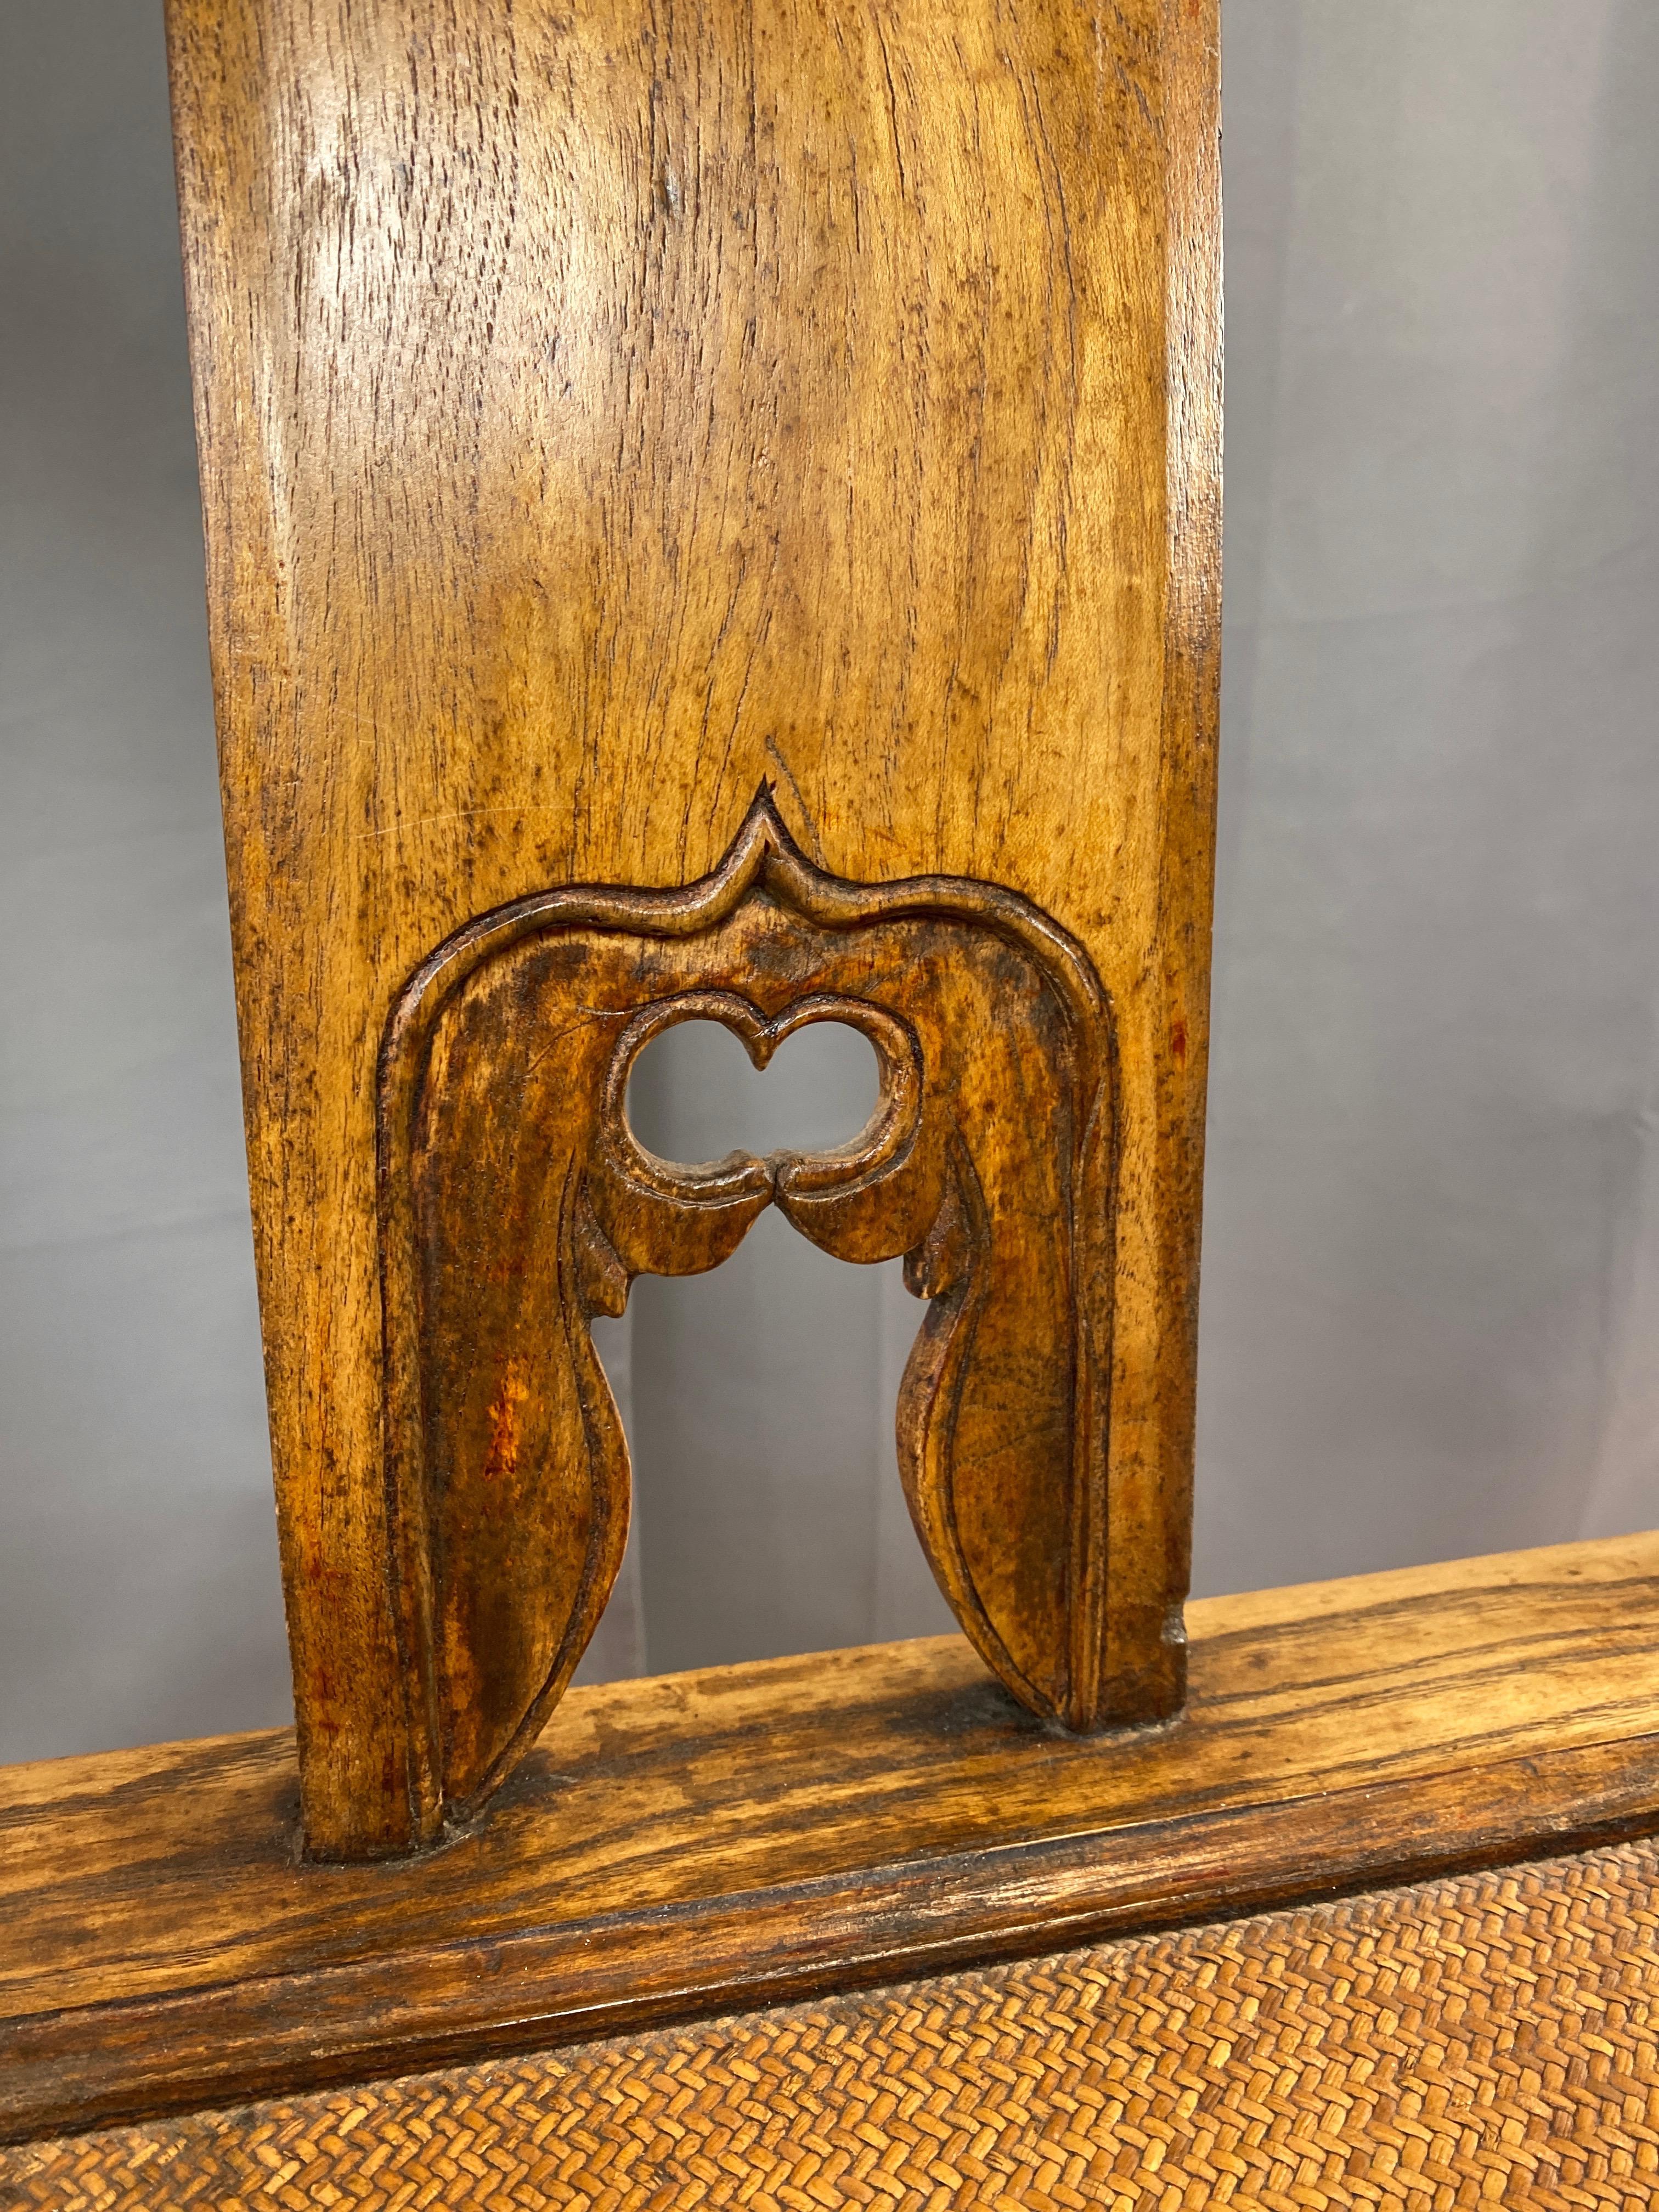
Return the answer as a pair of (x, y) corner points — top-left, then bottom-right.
(4, 1535), (1659, 2138)
(383, 789), (1121, 1836)
(166, 0), (1222, 1858)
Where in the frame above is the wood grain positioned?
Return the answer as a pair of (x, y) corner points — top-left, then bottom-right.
(5, 1534), (1658, 2142)
(165, 0), (1223, 1857)
(382, 788), (1121, 1836)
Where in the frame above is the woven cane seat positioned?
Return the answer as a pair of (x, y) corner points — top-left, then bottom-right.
(9, 1836), (1656, 2211)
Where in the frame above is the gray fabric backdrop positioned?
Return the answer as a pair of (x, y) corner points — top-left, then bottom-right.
(3, 0), (1656, 1760)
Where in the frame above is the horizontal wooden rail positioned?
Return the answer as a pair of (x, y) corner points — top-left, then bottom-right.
(4, 1532), (1658, 2141)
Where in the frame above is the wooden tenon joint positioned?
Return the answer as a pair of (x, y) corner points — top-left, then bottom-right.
(167, 0), (1221, 1859)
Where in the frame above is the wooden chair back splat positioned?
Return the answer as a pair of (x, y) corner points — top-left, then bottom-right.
(5, 4), (1658, 2203)
(166, 0), (1220, 1866)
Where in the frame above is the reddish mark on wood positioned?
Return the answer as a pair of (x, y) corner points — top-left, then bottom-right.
(481, 1364), (529, 1485)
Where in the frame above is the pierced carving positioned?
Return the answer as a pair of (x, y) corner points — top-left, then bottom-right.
(379, 788), (1120, 1838)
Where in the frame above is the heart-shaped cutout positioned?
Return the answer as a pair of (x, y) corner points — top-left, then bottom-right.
(628, 1012), (881, 1169)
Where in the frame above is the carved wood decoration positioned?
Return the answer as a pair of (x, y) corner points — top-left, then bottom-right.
(381, 787), (1118, 1832)
(167, 0), (1221, 1857)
